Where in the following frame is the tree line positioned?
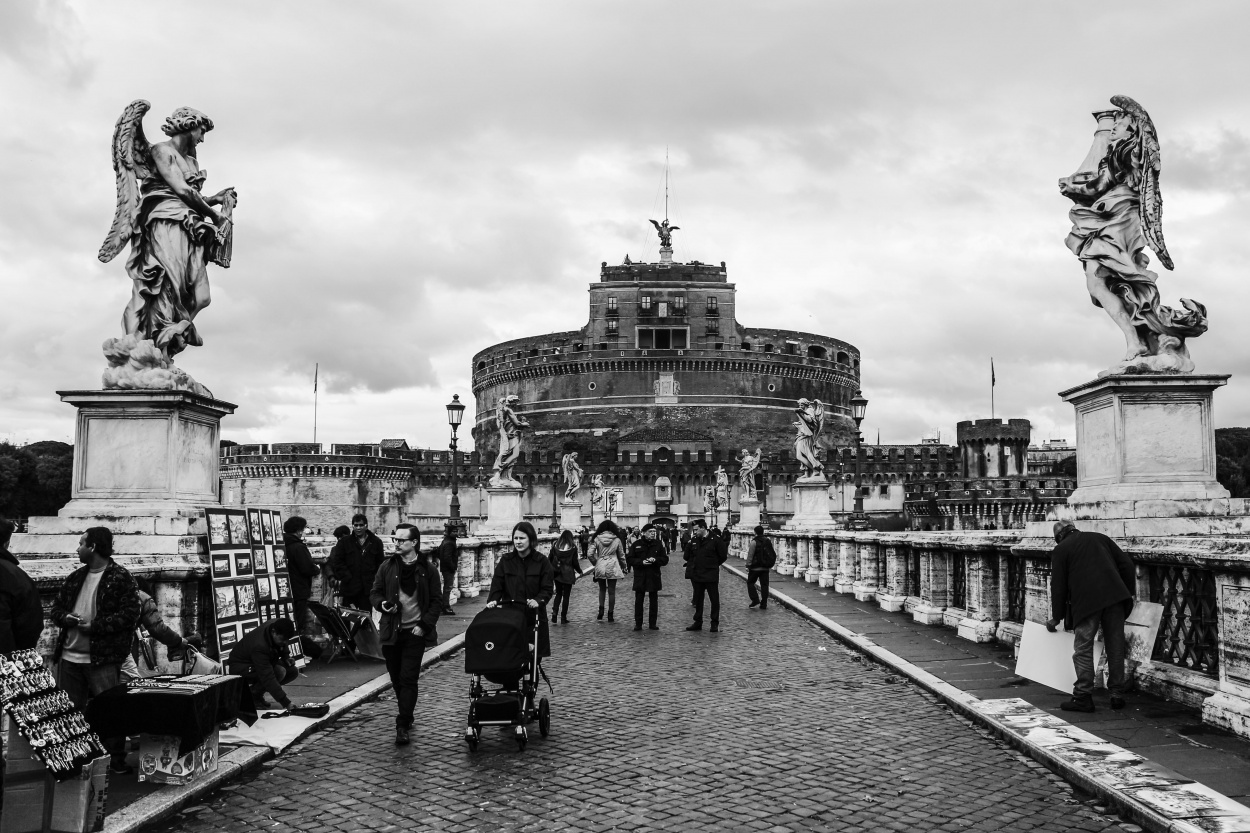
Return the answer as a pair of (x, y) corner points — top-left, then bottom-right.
(0, 441), (74, 523)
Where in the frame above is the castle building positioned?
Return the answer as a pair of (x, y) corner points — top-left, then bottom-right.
(903, 419), (1075, 530)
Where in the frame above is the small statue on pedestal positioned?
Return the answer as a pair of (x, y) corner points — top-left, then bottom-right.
(714, 466), (730, 507)
(561, 452), (583, 501)
(489, 395), (529, 487)
(98, 101), (238, 396)
(793, 399), (826, 480)
(1058, 95), (1207, 375)
(736, 447), (762, 498)
(648, 218), (679, 248)
(589, 474), (606, 511)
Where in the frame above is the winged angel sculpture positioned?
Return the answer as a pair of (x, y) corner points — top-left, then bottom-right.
(1058, 95), (1206, 375)
(97, 101), (237, 395)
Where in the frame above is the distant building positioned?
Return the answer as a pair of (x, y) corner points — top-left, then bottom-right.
(1028, 438), (1077, 476)
(904, 419), (1075, 530)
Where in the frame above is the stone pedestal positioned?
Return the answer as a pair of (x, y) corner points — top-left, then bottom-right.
(737, 497), (761, 529)
(559, 501), (583, 530)
(715, 507), (730, 529)
(482, 485), (525, 535)
(785, 479), (838, 531)
(1063, 374), (1229, 506)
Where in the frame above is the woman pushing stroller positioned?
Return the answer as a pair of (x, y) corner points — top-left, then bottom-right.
(485, 522), (555, 660)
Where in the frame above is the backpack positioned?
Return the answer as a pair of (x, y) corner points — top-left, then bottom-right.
(757, 539), (777, 569)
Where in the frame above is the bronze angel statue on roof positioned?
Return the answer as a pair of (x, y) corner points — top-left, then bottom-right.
(1058, 95), (1206, 375)
(649, 218), (679, 248)
(97, 101), (236, 394)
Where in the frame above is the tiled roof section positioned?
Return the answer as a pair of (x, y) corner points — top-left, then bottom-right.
(379, 439), (410, 450)
(617, 426), (712, 444)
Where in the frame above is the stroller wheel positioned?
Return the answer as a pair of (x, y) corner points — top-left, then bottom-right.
(515, 725), (527, 751)
(464, 725), (480, 751)
(538, 697), (550, 738)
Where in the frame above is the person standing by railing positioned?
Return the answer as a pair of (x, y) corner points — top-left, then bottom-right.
(1046, 519), (1136, 713)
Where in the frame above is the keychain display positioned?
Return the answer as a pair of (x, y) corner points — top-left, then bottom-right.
(1, 648), (107, 778)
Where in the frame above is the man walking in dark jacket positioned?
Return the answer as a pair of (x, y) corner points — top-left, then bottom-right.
(684, 519), (728, 632)
(628, 524), (669, 630)
(1046, 519), (1136, 712)
(436, 524), (459, 615)
(328, 514), (384, 610)
(0, 521), (42, 655)
(370, 524), (441, 745)
(50, 527), (141, 773)
(283, 516), (320, 635)
(745, 525), (777, 610)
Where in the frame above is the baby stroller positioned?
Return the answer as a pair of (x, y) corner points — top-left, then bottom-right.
(463, 602), (550, 751)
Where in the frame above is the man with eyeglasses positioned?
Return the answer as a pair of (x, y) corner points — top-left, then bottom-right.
(370, 524), (441, 745)
(328, 513), (385, 610)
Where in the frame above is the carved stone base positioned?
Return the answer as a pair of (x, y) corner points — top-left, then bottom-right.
(1202, 686), (1250, 740)
(737, 498), (761, 530)
(912, 601), (946, 625)
(852, 581), (877, 602)
(804, 566), (822, 583)
(877, 592), (908, 613)
(1062, 373), (1230, 506)
(482, 486), (525, 535)
(957, 616), (998, 643)
(715, 508), (730, 529)
(785, 480), (837, 531)
(559, 501), (583, 530)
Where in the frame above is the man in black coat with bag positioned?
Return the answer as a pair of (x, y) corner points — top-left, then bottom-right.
(684, 519), (728, 632)
(1045, 519), (1136, 713)
(628, 524), (669, 631)
(745, 525), (777, 610)
(328, 514), (385, 610)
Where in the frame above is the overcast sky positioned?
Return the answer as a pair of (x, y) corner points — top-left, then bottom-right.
(3, 1), (1250, 452)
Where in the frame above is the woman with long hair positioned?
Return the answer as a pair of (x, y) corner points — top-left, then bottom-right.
(485, 521), (555, 658)
(548, 529), (583, 624)
(588, 520), (626, 622)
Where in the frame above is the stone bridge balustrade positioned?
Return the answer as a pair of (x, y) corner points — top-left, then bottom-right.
(835, 540), (855, 594)
(818, 538), (837, 587)
(852, 537), (880, 602)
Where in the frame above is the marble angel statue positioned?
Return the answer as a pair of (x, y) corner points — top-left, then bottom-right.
(561, 452), (583, 501)
(1058, 95), (1207, 374)
(490, 395), (530, 487)
(589, 474), (606, 510)
(793, 398), (825, 479)
(98, 101), (237, 395)
(714, 466), (730, 507)
(736, 447), (762, 497)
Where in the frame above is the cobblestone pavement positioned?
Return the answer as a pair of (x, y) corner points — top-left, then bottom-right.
(155, 567), (1134, 833)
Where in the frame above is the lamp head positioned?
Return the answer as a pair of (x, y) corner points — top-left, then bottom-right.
(446, 394), (466, 428)
(850, 390), (868, 424)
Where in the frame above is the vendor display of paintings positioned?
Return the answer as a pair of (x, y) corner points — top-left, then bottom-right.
(205, 507), (263, 655)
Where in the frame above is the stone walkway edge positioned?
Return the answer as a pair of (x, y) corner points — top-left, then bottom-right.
(101, 632), (467, 833)
(723, 563), (1250, 833)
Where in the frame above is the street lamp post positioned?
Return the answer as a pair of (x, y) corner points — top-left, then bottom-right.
(759, 457), (768, 527)
(446, 394), (466, 536)
(850, 390), (869, 529)
(549, 461), (560, 531)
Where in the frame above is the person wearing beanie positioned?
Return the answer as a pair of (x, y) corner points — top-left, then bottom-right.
(627, 523), (668, 630)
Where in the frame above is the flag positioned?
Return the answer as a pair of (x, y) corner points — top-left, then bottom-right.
(991, 358), (996, 387)
(314, 363), (318, 392)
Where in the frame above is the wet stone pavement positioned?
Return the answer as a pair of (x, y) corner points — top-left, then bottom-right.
(154, 564), (1134, 833)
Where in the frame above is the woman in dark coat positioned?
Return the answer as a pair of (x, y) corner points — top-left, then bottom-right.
(627, 523), (668, 631)
(486, 521), (555, 659)
(548, 529), (583, 625)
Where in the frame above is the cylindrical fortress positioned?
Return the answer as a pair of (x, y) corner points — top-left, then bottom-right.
(471, 258), (862, 463)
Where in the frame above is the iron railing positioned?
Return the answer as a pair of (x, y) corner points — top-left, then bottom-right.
(906, 549), (922, 597)
(1006, 555), (1026, 623)
(951, 553), (967, 609)
(1147, 563), (1219, 678)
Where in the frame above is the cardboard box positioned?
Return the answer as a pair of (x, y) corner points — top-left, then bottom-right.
(0, 756), (108, 833)
(136, 730), (219, 786)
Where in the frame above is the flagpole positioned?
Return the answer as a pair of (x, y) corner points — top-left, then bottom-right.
(991, 357), (995, 421)
(313, 363), (319, 445)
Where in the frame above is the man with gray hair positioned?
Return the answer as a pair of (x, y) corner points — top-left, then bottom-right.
(1045, 519), (1136, 713)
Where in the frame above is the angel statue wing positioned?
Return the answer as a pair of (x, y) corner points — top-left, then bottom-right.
(98, 99), (154, 263)
(1111, 94), (1173, 271)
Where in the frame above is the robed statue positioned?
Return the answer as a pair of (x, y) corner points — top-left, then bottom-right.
(714, 466), (730, 508)
(98, 101), (237, 395)
(793, 398), (826, 480)
(490, 395), (530, 487)
(736, 447), (762, 497)
(649, 218), (679, 248)
(589, 474), (606, 510)
(561, 452), (583, 502)
(1058, 95), (1207, 375)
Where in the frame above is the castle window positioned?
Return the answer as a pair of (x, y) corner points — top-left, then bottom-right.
(836, 351), (849, 364)
(879, 484), (889, 497)
(476, 361), (486, 370)
(706, 297), (719, 316)
(607, 319), (618, 333)
(640, 295), (652, 312)
(763, 344), (774, 353)
(742, 341), (752, 351)
(767, 383), (776, 392)
(607, 296), (617, 311)
(588, 382), (596, 391)
(706, 318), (719, 335)
(673, 295), (686, 312)
(807, 345), (827, 360)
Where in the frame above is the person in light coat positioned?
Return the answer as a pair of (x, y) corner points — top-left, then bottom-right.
(588, 520), (626, 622)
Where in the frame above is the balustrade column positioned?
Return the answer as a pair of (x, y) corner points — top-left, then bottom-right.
(912, 545), (948, 625)
(877, 544), (909, 612)
(818, 537), (837, 587)
(793, 537), (809, 579)
(853, 540), (879, 602)
(774, 534), (796, 576)
(834, 539), (855, 594)
(804, 536), (822, 583)
(955, 548), (1001, 642)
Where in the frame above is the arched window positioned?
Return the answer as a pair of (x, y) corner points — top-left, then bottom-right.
(763, 344), (775, 353)
(807, 345), (827, 360)
(741, 341), (752, 351)
(476, 361), (486, 370)
(836, 351), (849, 364)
